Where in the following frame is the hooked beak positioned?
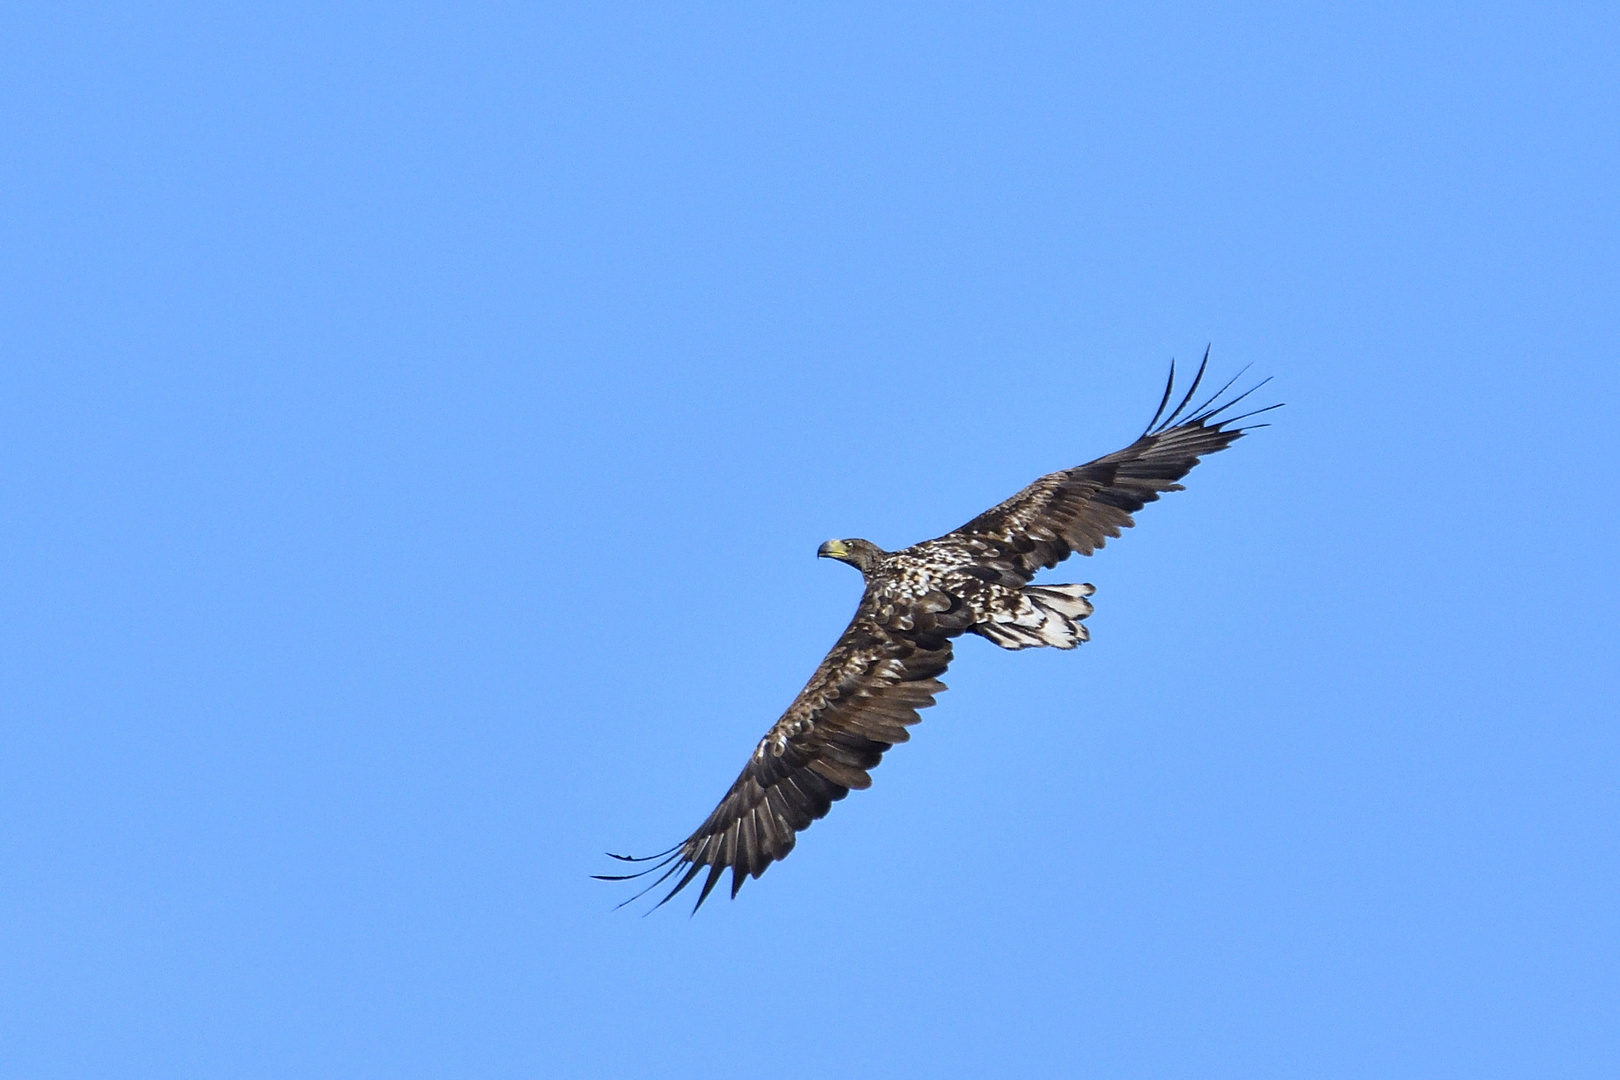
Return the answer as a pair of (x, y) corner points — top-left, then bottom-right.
(818, 539), (850, 560)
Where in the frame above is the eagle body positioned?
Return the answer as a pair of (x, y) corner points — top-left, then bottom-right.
(600, 359), (1275, 911)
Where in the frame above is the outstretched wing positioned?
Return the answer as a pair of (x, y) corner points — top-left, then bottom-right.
(948, 353), (1277, 581)
(598, 599), (953, 913)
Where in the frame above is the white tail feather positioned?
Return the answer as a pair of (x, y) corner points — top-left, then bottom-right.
(976, 583), (1095, 650)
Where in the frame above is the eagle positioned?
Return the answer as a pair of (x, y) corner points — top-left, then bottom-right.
(599, 356), (1275, 912)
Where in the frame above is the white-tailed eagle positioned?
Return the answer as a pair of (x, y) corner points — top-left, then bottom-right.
(599, 355), (1275, 912)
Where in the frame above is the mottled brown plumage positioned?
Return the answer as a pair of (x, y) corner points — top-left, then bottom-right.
(598, 355), (1275, 911)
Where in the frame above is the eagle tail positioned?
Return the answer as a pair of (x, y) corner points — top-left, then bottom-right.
(974, 583), (1095, 650)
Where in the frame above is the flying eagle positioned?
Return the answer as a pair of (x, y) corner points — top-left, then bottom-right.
(599, 356), (1275, 912)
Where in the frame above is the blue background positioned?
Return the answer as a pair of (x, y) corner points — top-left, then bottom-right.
(4, 4), (1617, 1077)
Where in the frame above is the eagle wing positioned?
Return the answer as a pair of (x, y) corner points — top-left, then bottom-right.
(598, 595), (954, 912)
(947, 355), (1276, 581)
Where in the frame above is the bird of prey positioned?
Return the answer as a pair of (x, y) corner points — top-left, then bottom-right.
(599, 356), (1275, 912)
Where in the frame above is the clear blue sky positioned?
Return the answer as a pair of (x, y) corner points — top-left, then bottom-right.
(4, 4), (1617, 1078)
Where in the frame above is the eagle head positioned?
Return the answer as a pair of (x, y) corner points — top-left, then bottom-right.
(817, 538), (887, 574)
